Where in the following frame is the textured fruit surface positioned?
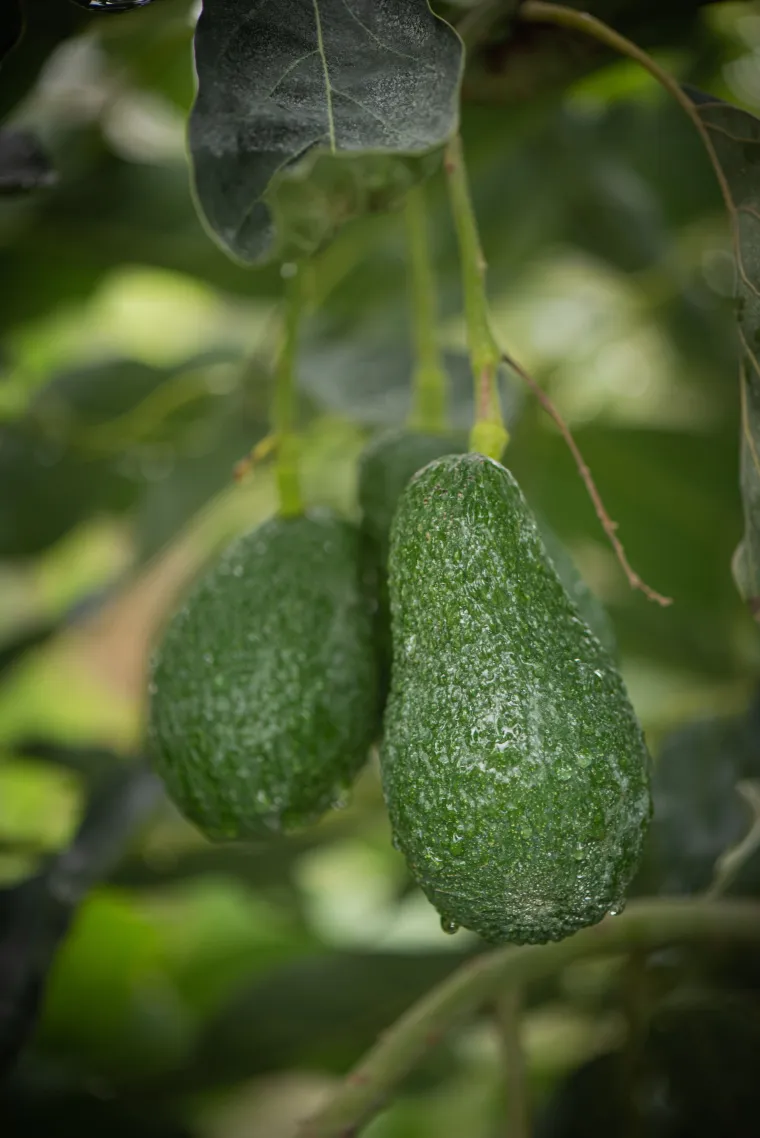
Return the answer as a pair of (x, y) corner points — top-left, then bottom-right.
(537, 521), (617, 658)
(358, 430), (615, 703)
(358, 429), (465, 702)
(148, 511), (377, 840)
(381, 453), (651, 944)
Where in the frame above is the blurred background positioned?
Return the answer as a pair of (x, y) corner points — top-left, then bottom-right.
(2, 1), (760, 1135)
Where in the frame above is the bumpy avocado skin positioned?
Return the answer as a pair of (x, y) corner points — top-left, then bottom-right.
(381, 453), (651, 945)
(148, 511), (377, 841)
(536, 521), (617, 659)
(358, 430), (466, 702)
(358, 431), (616, 702)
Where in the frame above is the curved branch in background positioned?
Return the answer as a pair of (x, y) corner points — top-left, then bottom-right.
(298, 899), (760, 1138)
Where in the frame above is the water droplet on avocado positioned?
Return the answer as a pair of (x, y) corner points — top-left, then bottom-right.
(440, 917), (460, 935)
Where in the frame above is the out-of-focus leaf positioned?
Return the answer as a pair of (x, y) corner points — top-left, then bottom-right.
(0, 764), (159, 1076)
(302, 342), (524, 430)
(183, 949), (473, 1087)
(535, 995), (760, 1138)
(508, 422), (744, 679)
(37, 889), (190, 1079)
(188, 0), (463, 263)
(632, 697), (760, 898)
(682, 91), (760, 616)
(0, 353), (248, 558)
(28, 353), (236, 444)
(0, 421), (138, 558)
(0, 130), (56, 194)
(0, 621), (60, 679)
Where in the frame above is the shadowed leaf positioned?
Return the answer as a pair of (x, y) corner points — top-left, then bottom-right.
(189, 0), (463, 263)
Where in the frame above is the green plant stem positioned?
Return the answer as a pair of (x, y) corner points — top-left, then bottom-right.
(273, 265), (305, 517)
(494, 986), (530, 1138)
(403, 183), (448, 433)
(297, 899), (760, 1138)
(444, 133), (508, 460)
(519, 2), (732, 215)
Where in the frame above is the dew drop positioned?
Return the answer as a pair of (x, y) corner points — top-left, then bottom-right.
(440, 917), (460, 935)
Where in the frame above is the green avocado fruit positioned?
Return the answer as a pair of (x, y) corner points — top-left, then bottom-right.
(381, 453), (651, 944)
(358, 429), (466, 703)
(148, 511), (377, 840)
(358, 430), (616, 712)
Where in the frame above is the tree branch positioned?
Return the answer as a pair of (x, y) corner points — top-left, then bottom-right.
(297, 899), (760, 1138)
(502, 350), (672, 607)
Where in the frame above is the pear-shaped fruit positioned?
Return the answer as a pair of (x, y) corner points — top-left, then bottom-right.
(381, 453), (651, 944)
(148, 511), (377, 840)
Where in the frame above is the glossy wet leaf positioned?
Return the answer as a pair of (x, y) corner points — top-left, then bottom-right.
(189, 0), (463, 263)
(685, 92), (760, 616)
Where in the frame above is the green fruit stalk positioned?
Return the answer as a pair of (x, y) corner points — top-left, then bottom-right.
(148, 511), (377, 840)
(381, 453), (651, 944)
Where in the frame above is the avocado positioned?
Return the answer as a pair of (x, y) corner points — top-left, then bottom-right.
(536, 522), (617, 658)
(381, 453), (651, 944)
(148, 511), (377, 840)
(358, 430), (616, 709)
(358, 429), (466, 702)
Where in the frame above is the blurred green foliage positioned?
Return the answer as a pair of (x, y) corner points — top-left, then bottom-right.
(1, 1), (760, 1136)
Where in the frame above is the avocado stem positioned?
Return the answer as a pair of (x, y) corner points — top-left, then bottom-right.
(444, 133), (508, 461)
(298, 899), (760, 1138)
(403, 182), (449, 434)
(273, 263), (305, 518)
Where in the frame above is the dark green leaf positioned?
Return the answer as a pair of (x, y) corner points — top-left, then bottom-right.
(182, 949), (473, 1087)
(189, 0), (463, 263)
(0, 421), (138, 558)
(536, 995), (760, 1138)
(302, 341), (523, 429)
(632, 697), (760, 898)
(685, 92), (760, 615)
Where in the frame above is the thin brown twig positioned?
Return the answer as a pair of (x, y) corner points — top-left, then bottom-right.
(501, 351), (673, 607)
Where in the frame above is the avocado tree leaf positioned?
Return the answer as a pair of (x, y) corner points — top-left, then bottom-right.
(631, 696), (760, 898)
(685, 92), (760, 616)
(189, 0), (463, 264)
